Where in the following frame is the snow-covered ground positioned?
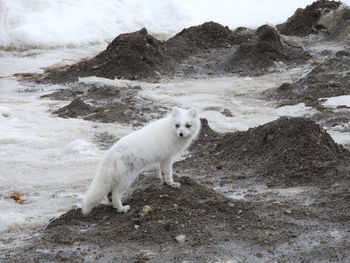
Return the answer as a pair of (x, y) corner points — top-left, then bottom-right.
(0, 76), (134, 250)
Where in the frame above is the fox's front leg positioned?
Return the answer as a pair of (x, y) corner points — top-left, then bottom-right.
(160, 158), (180, 188)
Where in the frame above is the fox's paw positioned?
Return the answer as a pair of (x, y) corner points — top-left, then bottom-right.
(117, 205), (130, 213)
(167, 181), (181, 188)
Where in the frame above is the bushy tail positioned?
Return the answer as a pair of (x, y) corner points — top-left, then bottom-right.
(82, 155), (122, 215)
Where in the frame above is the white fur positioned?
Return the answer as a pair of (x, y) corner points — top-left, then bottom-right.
(82, 107), (200, 215)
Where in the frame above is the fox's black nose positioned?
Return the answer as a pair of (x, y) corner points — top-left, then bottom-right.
(179, 132), (183, 137)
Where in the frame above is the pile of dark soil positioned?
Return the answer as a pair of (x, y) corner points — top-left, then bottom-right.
(277, 0), (342, 37)
(53, 98), (148, 124)
(190, 118), (221, 151)
(42, 83), (125, 103)
(179, 118), (222, 172)
(226, 25), (310, 76)
(43, 28), (169, 83)
(4, 176), (320, 263)
(266, 50), (350, 106)
(182, 117), (350, 187)
(48, 82), (166, 125)
(318, 6), (350, 42)
(39, 21), (310, 83)
(54, 98), (96, 118)
(42, 176), (301, 248)
(165, 22), (247, 54)
(41, 22), (247, 83)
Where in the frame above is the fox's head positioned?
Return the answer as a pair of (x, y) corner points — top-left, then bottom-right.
(170, 107), (200, 139)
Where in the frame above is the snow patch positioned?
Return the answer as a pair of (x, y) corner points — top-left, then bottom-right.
(0, 106), (11, 118)
(321, 95), (350, 108)
(64, 139), (99, 156)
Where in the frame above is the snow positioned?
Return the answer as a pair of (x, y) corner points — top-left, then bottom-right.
(0, 105), (10, 117)
(321, 95), (350, 108)
(0, 77), (132, 249)
(3, 0), (350, 49)
(137, 71), (316, 132)
(64, 139), (100, 156)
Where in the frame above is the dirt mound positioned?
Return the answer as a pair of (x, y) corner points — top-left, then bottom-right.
(266, 50), (350, 106)
(178, 119), (222, 171)
(54, 98), (96, 118)
(43, 176), (299, 248)
(318, 6), (350, 42)
(53, 98), (149, 124)
(167, 21), (246, 53)
(277, 0), (342, 37)
(226, 25), (310, 76)
(43, 28), (169, 83)
(40, 21), (312, 82)
(183, 117), (350, 187)
(191, 118), (220, 148)
(41, 22), (256, 83)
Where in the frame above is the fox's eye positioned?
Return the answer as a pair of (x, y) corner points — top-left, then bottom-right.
(186, 124), (191, 128)
(175, 124), (180, 128)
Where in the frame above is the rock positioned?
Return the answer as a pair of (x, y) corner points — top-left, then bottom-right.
(228, 203), (235, 208)
(175, 234), (186, 243)
(139, 205), (153, 217)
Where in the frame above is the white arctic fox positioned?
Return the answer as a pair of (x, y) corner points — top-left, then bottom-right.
(82, 107), (200, 215)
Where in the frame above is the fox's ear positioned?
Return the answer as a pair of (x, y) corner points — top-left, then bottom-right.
(172, 107), (180, 117)
(188, 108), (197, 118)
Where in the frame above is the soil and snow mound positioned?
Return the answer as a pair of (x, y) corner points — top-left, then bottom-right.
(166, 22), (246, 52)
(226, 25), (310, 76)
(184, 117), (350, 187)
(42, 22), (246, 83)
(41, 21), (309, 82)
(43, 176), (296, 248)
(53, 98), (147, 124)
(277, 0), (350, 42)
(277, 0), (342, 37)
(54, 98), (96, 118)
(266, 50), (350, 106)
(44, 28), (169, 83)
(217, 117), (349, 185)
(318, 6), (350, 42)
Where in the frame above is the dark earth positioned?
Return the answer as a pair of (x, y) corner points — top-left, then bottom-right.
(38, 21), (308, 84)
(4, 1), (350, 262)
(276, 0), (342, 37)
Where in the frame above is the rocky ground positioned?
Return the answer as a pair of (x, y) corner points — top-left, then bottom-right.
(4, 0), (350, 262)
